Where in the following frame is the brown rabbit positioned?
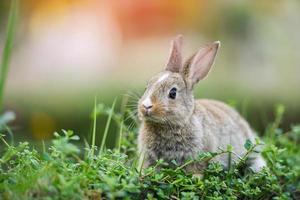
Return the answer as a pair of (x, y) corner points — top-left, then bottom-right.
(137, 35), (266, 174)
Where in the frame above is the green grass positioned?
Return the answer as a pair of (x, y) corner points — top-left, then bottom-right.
(0, 103), (299, 200)
(0, 0), (18, 146)
(0, 0), (18, 111)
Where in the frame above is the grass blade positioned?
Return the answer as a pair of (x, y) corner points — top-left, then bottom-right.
(91, 97), (97, 157)
(99, 98), (117, 155)
(117, 121), (123, 152)
(0, 0), (19, 111)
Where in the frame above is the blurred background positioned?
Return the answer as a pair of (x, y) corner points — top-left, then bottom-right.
(0, 0), (299, 147)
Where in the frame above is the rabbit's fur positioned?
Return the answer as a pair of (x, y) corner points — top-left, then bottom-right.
(138, 35), (266, 174)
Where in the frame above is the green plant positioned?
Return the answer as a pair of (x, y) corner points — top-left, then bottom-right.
(0, 103), (299, 199)
(0, 0), (19, 111)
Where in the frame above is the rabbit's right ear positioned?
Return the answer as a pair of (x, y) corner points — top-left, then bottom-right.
(165, 35), (183, 73)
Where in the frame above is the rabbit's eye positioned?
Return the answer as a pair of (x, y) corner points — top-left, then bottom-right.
(168, 87), (177, 99)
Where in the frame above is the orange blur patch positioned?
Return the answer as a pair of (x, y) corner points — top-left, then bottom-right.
(31, 112), (56, 140)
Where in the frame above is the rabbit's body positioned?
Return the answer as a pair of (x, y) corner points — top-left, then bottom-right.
(139, 99), (265, 172)
(138, 35), (266, 173)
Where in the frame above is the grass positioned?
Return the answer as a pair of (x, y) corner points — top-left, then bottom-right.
(0, 103), (299, 199)
(0, 0), (18, 111)
(0, 0), (18, 147)
(99, 98), (117, 155)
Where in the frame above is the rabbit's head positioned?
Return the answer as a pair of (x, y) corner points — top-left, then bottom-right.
(138, 35), (220, 125)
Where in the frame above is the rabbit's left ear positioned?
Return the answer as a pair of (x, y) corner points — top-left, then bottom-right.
(165, 35), (183, 73)
(183, 41), (220, 88)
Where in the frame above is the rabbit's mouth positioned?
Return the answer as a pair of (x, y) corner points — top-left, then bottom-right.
(139, 105), (165, 120)
(144, 109), (151, 117)
(139, 108), (162, 123)
(144, 116), (164, 124)
(140, 109), (155, 120)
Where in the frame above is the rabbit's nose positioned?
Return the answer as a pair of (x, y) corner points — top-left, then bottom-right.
(142, 104), (153, 116)
(143, 104), (153, 110)
(142, 98), (153, 111)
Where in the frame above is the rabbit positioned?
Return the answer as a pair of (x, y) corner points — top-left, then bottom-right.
(137, 35), (266, 174)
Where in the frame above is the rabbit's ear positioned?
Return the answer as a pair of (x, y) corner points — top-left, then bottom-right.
(184, 41), (220, 88)
(165, 35), (183, 73)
